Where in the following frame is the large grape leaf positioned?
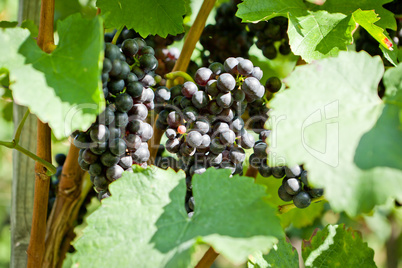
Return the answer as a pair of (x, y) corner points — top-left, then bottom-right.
(0, 14), (104, 138)
(267, 51), (402, 216)
(302, 224), (376, 267)
(248, 239), (299, 268)
(97, 0), (186, 38)
(237, 0), (394, 63)
(71, 167), (284, 267)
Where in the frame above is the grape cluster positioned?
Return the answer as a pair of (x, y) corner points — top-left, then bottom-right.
(200, 0), (254, 65)
(74, 38), (157, 199)
(249, 138), (324, 208)
(155, 57), (268, 214)
(249, 17), (290, 59)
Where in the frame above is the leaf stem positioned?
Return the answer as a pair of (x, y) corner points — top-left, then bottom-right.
(165, 71), (195, 87)
(0, 139), (56, 175)
(14, 109), (30, 144)
(111, 25), (124, 45)
(14, 144), (56, 176)
(278, 196), (326, 214)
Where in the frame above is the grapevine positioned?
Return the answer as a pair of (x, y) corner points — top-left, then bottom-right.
(0, 0), (401, 268)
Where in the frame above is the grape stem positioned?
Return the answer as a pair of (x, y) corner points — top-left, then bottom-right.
(111, 25), (124, 45)
(165, 71), (195, 88)
(278, 196), (326, 214)
(0, 110), (56, 176)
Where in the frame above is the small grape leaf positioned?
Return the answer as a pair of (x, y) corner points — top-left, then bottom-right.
(302, 224), (376, 267)
(71, 167), (284, 267)
(237, 0), (395, 63)
(236, 0), (307, 22)
(313, 0), (396, 30)
(20, 20), (38, 38)
(248, 239), (299, 268)
(352, 9), (393, 50)
(0, 21), (18, 28)
(287, 10), (355, 63)
(0, 14), (104, 138)
(255, 175), (325, 229)
(97, 0), (186, 38)
(267, 51), (402, 216)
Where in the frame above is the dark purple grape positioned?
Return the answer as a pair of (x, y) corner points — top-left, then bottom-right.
(217, 73), (236, 92)
(293, 191), (311, 208)
(182, 82), (198, 98)
(195, 67), (213, 86)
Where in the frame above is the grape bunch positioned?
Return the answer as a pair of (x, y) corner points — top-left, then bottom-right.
(249, 138), (324, 208)
(74, 38), (157, 199)
(249, 17), (290, 60)
(200, 0), (254, 65)
(155, 57), (269, 214)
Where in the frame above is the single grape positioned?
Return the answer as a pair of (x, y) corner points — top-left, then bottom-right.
(194, 67), (213, 86)
(293, 191), (311, 208)
(167, 111), (182, 128)
(139, 54), (158, 73)
(237, 59), (254, 76)
(187, 131), (203, 148)
(220, 129), (235, 145)
(194, 120), (210, 135)
(118, 155), (133, 169)
(125, 134), (142, 150)
(285, 165), (302, 178)
(300, 170), (308, 186)
(115, 93), (134, 113)
(121, 39), (139, 58)
(209, 62), (225, 75)
(165, 138), (181, 153)
(265, 77), (282, 93)
(284, 178), (302, 195)
(82, 148), (98, 164)
(217, 73), (236, 92)
(192, 91), (209, 109)
(141, 123), (153, 142)
(182, 81), (198, 98)
(272, 166), (285, 178)
(229, 147), (245, 164)
(223, 57), (239, 74)
(206, 80), (219, 97)
(107, 79), (125, 95)
(216, 92), (232, 108)
(253, 141), (268, 158)
(100, 151), (120, 167)
(278, 185), (293, 202)
(165, 128), (176, 140)
(129, 104), (148, 121)
(109, 138), (127, 156)
(115, 112), (128, 127)
(106, 165), (124, 181)
(89, 162), (102, 177)
(249, 153), (261, 168)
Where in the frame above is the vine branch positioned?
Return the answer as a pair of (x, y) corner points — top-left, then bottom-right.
(195, 247), (219, 268)
(27, 0), (55, 266)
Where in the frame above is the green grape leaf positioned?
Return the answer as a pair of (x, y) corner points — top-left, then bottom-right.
(97, 0), (186, 38)
(287, 11), (355, 63)
(314, 0), (396, 30)
(302, 224), (376, 267)
(236, 0), (307, 22)
(20, 20), (39, 38)
(237, 0), (394, 63)
(352, 9), (393, 50)
(0, 14), (104, 138)
(255, 175), (325, 228)
(72, 167), (284, 267)
(267, 51), (402, 216)
(0, 21), (18, 28)
(248, 239), (299, 268)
